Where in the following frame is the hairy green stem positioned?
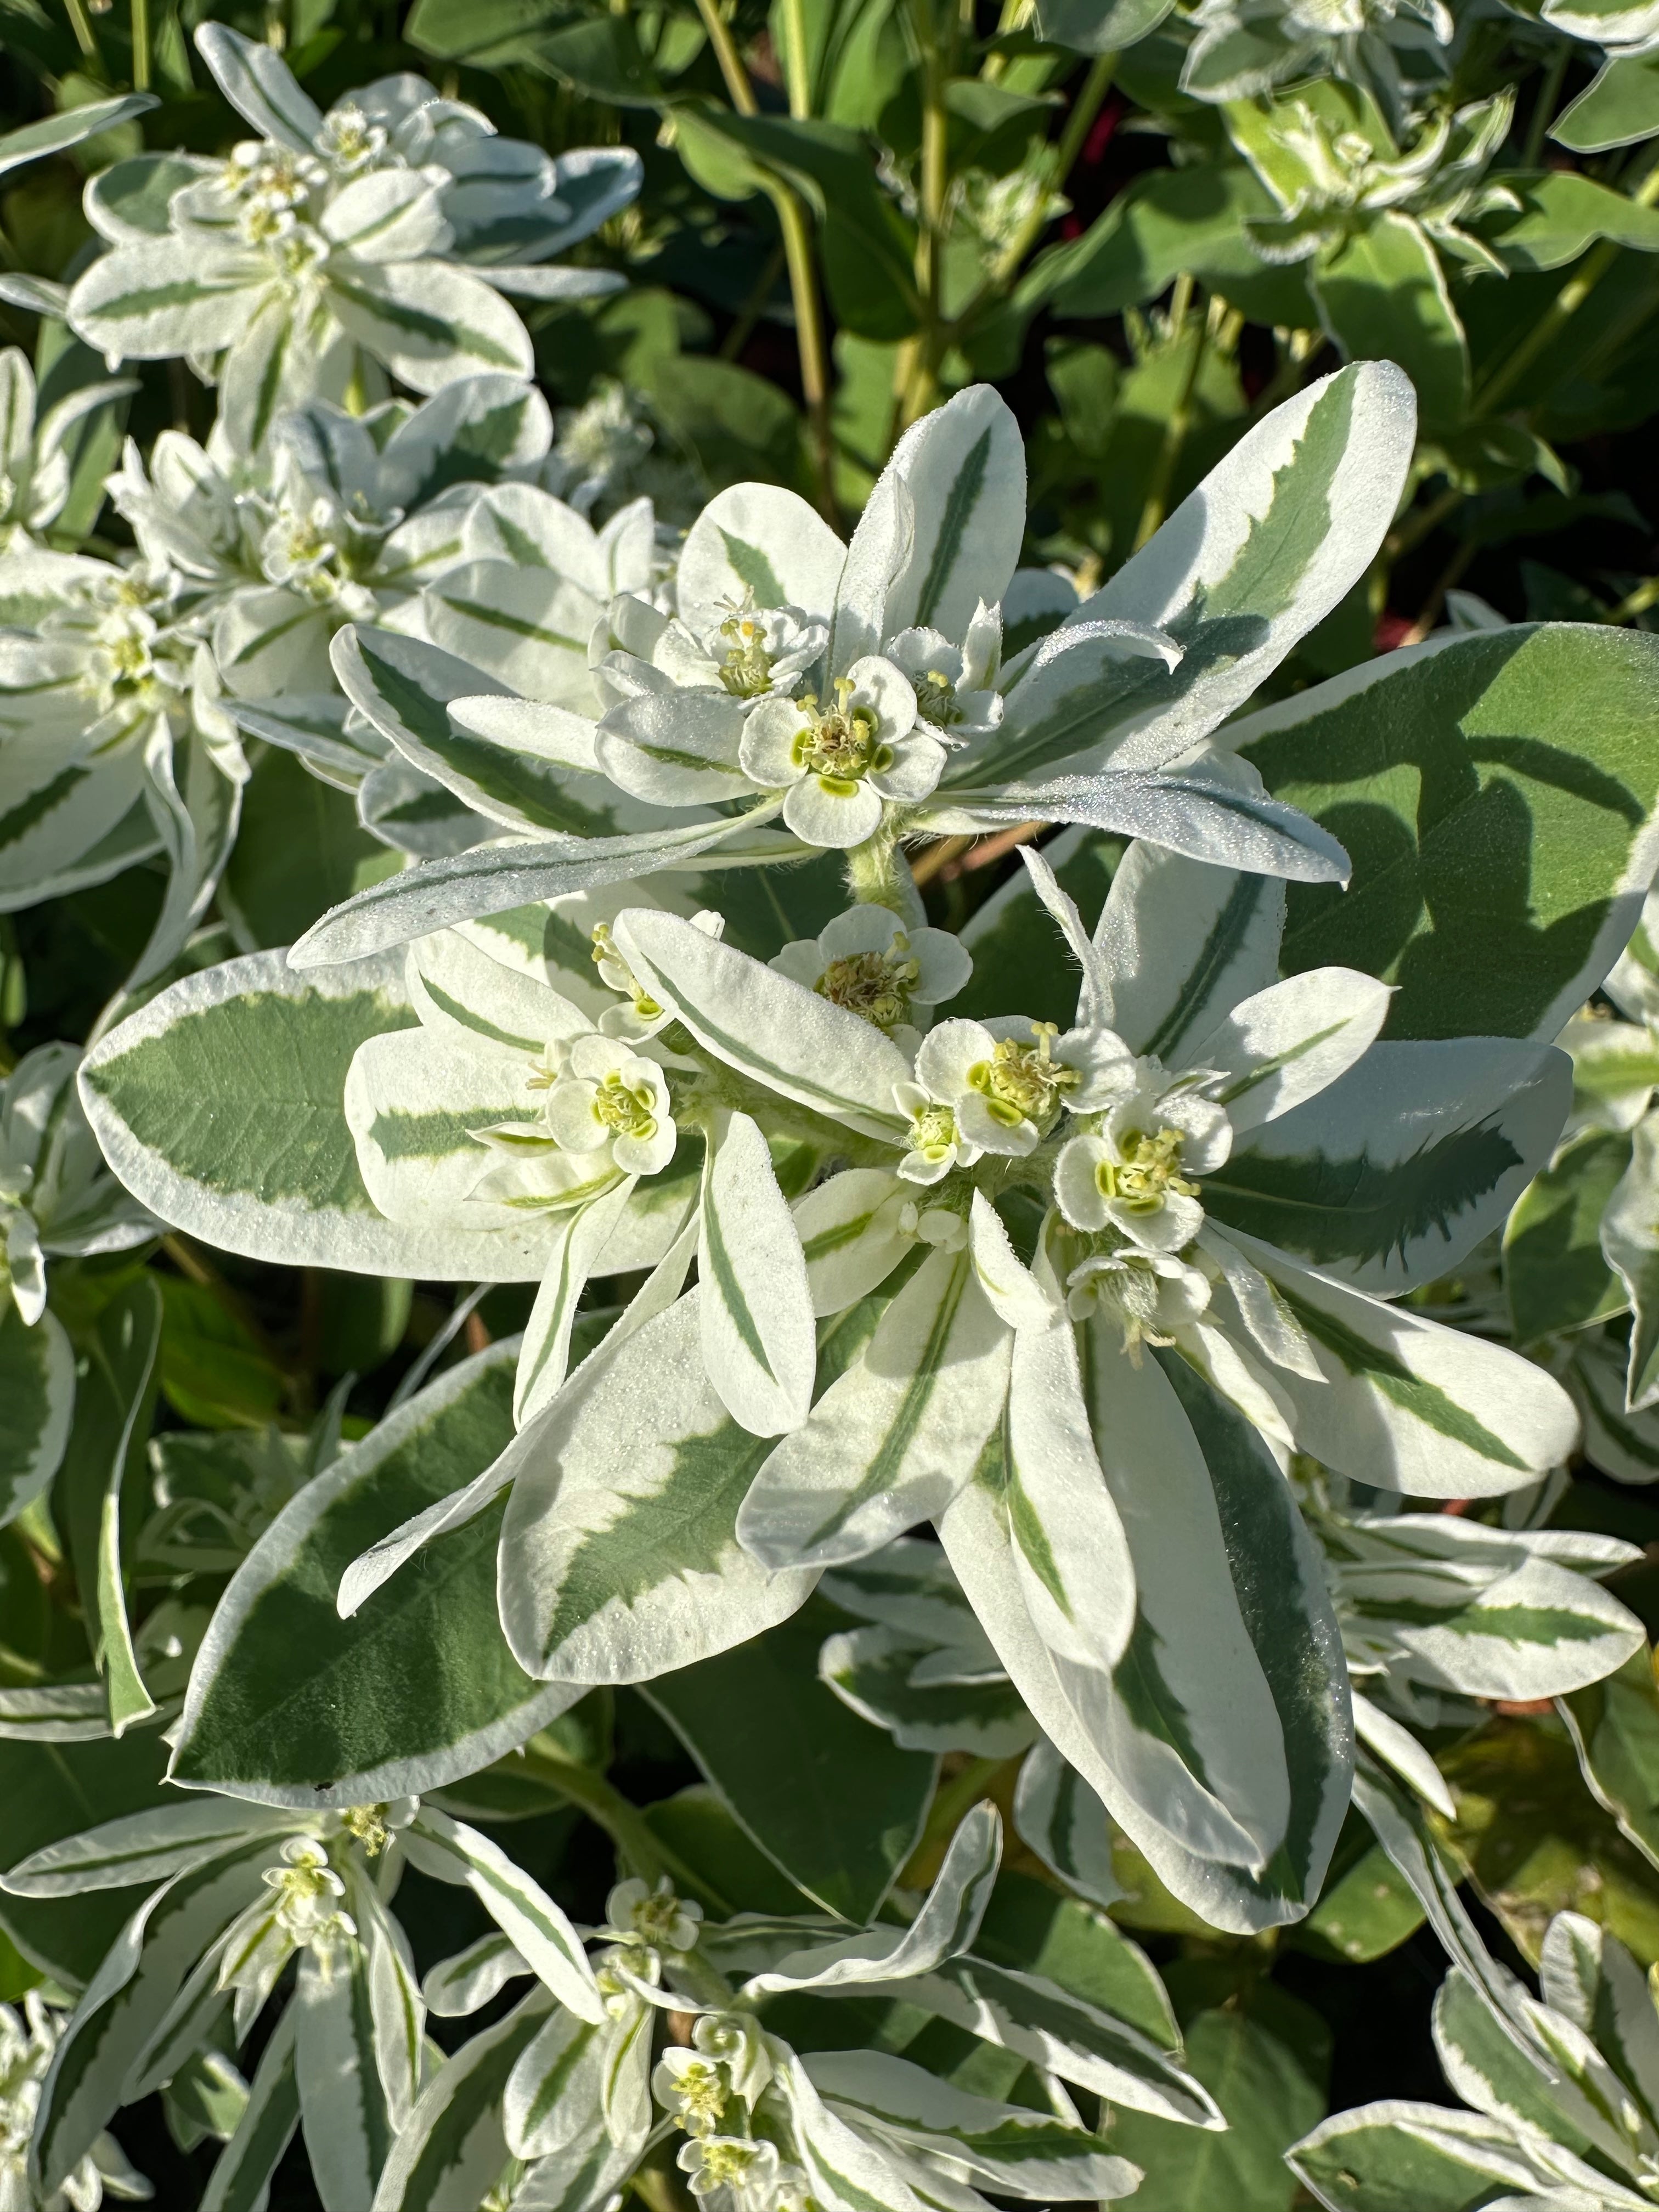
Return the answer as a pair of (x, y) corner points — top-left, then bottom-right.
(521, 1739), (730, 1910)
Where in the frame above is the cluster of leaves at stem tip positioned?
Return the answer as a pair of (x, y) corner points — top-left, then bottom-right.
(16, 0), (1659, 2208)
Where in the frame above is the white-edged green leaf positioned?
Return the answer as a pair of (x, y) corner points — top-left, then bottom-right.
(199, 2006), (300, 2212)
(422, 1932), (529, 2018)
(296, 1935), (396, 2212)
(403, 1807), (602, 2024)
(870, 1953), (1222, 2128)
(773, 2047), (930, 2212)
(31, 1841), (275, 2194)
(0, 1303), (74, 1529)
(67, 241), (263, 362)
(616, 907), (911, 1143)
(79, 949), (567, 1280)
(515, 1183), (637, 1427)
(2, 1801), (290, 1897)
(194, 22), (321, 147)
(1206, 1039), (1571, 1295)
(737, 1248), (1012, 1571)
(332, 627), (630, 842)
(1047, 362), (1414, 774)
(1230, 1239), (1581, 1496)
(699, 1109), (816, 1436)
(793, 1169), (913, 1316)
(327, 261), (534, 394)
(1012, 1739), (1124, 1911)
(1603, 1115), (1659, 1410)
(1352, 1759), (1534, 2049)
(1331, 1513), (1644, 1703)
(369, 1989), (550, 2212)
(819, 1623), (1037, 1759)
(741, 1802), (1001, 1994)
(499, 1290), (819, 1681)
(0, 1683), (111, 1743)
(169, 1341), (584, 1807)
(356, 1879), (425, 2134)
(290, 810), (789, 969)
(875, 386), (1025, 646)
(1288, 2099), (1555, 2212)
(678, 482), (847, 626)
(934, 764), (1351, 886)
(0, 95), (157, 178)
(804, 2049), (1142, 2200)
(503, 2005), (604, 2160)
(1192, 966), (1391, 1132)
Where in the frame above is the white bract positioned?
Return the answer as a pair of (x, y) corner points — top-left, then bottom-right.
(0, 1996), (148, 2212)
(67, 27), (640, 446)
(298, 359), (1415, 970)
(0, 543), (246, 982)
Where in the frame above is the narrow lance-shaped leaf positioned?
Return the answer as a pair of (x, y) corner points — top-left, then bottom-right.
(737, 1247), (1012, 1572)
(198, 2007), (300, 2212)
(295, 1936), (394, 2212)
(499, 1291), (820, 1686)
(740, 1802), (1002, 1993)
(699, 1109), (816, 1437)
(403, 1807), (604, 2025)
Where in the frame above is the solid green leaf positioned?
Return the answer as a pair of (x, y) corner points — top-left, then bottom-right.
(1236, 624), (1659, 1040)
(1503, 1128), (1632, 1344)
(645, 1596), (936, 1923)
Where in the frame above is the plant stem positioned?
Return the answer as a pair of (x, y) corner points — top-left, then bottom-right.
(61, 0), (104, 71)
(902, 0), (951, 425)
(1608, 574), (1659, 624)
(774, 187), (841, 527)
(520, 1739), (731, 1910)
(988, 50), (1115, 296)
(781, 0), (811, 119)
(1383, 480), (1465, 562)
(1132, 276), (1202, 551)
(1478, 157), (1659, 413)
(691, 0), (837, 520)
(1523, 43), (1569, 168)
(695, 0), (759, 112)
(846, 823), (909, 911)
(720, 240), (788, 362)
(131, 0), (151, 87)
(900, 1755), (1018, 1886)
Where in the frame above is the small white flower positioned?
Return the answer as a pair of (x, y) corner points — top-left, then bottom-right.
(653, 2045), (729, 2136)
(692, 2013), (773, 2107)
(594, 911), (723, 1040)
(605, 1874), (703, 1955)
(884, 602), (1003, 742)
(678, 2133), (781, 2210)
(768, 905), (970, 1040)
(1065, 1244), (1211, 1349)
(1054, 1063), (1232, 1253)
(543, 1034), (677, 1177)
(893, 1070), (982, 1187)
(911, 1014), (1131, 1160)
(739, 656), (945, 848)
